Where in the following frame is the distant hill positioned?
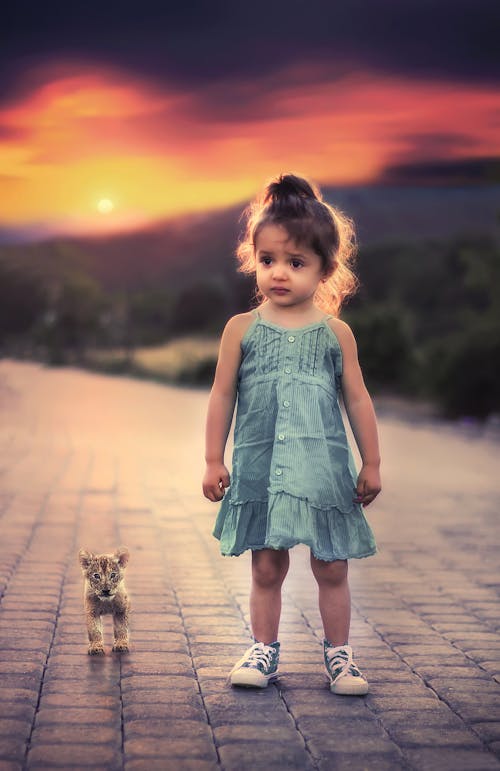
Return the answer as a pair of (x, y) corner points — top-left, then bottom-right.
(0, 185), (498, 290)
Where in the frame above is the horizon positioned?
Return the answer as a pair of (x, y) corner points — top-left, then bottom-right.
(1, 182), (498, 248)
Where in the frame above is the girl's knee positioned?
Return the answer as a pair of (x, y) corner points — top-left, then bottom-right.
(252, 549), (289, 588)
(311, 557), (348, 587)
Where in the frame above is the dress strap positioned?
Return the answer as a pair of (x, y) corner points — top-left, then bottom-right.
(252, 308), (261, 319)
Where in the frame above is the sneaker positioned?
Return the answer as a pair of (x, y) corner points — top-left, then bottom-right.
(324, 641), (369, 695)
(229, 641), (280, 688)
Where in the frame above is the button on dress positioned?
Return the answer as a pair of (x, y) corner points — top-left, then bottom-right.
(213, 313), (377, 562)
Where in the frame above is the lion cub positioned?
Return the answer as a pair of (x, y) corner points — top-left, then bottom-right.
(78, 547), (130, 655)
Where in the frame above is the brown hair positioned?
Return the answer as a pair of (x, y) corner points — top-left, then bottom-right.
(236, 173), (359, 316)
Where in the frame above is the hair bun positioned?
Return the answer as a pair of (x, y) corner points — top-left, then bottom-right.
(264, 174), (319, 208)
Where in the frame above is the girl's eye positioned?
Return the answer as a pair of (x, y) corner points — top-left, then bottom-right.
(291, 260), (303, 269)
(93, 573), (101, 580)
(259, 256), (272, 265)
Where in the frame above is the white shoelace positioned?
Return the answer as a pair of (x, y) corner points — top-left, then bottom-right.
(245, 642), (275, 669)
(326, 646), (360, 681)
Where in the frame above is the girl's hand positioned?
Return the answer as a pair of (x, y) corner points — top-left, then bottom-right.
(203, 463), (230, 502)
(354, 464), (381, 507)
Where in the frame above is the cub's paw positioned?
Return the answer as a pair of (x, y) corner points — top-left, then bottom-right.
(88, 643), (105, 655)
(112, 639), (129, 653)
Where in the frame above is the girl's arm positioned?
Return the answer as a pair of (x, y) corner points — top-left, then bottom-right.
(329, 318), (382, 507)
(203, 313), (252, 502)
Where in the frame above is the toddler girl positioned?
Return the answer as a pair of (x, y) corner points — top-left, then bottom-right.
(203, 173), (381, 695)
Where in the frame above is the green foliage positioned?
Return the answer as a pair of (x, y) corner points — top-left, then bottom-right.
(348, 234), (500, 417)
(170, 281), (230, 336)
(1, 230), (499, 418)
(39, 272), (106, 364)
(423, 321), (500, 418)
(128, 289), (173, 345)
(345, 305), (417, 392)
(0, 260), (46, 339)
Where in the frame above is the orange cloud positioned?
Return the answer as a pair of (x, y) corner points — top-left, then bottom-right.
(0, 62), (498, 235)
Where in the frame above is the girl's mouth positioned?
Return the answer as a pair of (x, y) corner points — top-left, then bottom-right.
(271, 287), (290, 295)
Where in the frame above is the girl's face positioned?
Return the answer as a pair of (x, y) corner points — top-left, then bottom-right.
(255, 224), (325, 311)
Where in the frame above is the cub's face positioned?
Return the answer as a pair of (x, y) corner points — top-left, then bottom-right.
(79, 548), (129, 600)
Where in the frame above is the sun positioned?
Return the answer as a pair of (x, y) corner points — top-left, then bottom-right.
(97, 198), (114, 214)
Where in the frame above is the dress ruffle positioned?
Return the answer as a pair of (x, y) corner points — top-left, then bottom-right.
(213, 491), (377, 562)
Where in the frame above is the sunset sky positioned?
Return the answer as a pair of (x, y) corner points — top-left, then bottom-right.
(1, 0), (499, 237)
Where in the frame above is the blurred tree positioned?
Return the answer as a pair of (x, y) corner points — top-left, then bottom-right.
(421, 237), (500, 417)
(128, 288), (174, 345)
(424, 321), (500, 418)
(346, 304), (417, 392)
(170, 281), (230, 335)
(0, 260), (46, 343)
(40, 273), (106, 364)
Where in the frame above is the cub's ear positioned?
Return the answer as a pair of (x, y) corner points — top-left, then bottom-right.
(78, 549), (94, 570)
(114, 546), (130, 568)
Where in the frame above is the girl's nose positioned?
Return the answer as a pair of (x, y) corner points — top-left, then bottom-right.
(272, 263), (288, 280)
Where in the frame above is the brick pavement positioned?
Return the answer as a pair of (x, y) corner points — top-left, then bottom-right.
(0, 360), (499, 771)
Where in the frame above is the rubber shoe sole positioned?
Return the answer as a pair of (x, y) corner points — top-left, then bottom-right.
(329, 674), (369, 695)
(230, 667), (279, 688)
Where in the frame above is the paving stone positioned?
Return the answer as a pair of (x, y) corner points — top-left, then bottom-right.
(214, 695), (289, 725)
(214, 722), (301, 745)
(27, 743), (122, 767)
(130, 640), (188, 653)
(381, 704), (465, 725)
(275, 672), (329, 691)
(366, 695), (441, 713)
(367, 669), (423, 684)
(40, 692), (121, 709)
(126, 760), (218, 771)
(125, 718), (212, 741)
(316, 753), (405, 771)
(196, 670), (234, 690)
(121, 688), (203, 708)
(285, 694), (371, 719)
(0, 719), (31, 737)
(124, 737), (218, 760)
(0, 675), (42, 693)
(0, 703), (35, 722)
(121, 656), (193, 676)
(34, 707), (120, 726)
(0, 650), (46, 664)
(123, 702), (205, 722)
(405, 748), (500, 770)
(472, 723), (500, 743)
(418, 666), (492, 681)
(121, 675), (198, 692)
(297, 714), (384, 738)
(0, 761), (23, 771)
(0, 688), (39, 708)
(465, 649), (500, 662)
(0, 734), (27, 760)
(307, 732), (399, 756)
(385, 725), (483, 748)
(182, 607), (236, 617)
(31, 724), (119, 745)
(218, 742), (313, 770)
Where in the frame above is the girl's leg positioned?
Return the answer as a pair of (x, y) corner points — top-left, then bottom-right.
(250, 549), (289, 644)
(310, 555), (350, 645)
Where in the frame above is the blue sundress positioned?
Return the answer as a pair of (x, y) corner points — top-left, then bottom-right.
(213, 311), (377, 561)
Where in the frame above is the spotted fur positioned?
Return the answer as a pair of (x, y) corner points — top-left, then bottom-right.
(78, 547), (130, 655)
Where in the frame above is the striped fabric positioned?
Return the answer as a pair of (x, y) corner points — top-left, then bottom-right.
(213, 313), (377, 562)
